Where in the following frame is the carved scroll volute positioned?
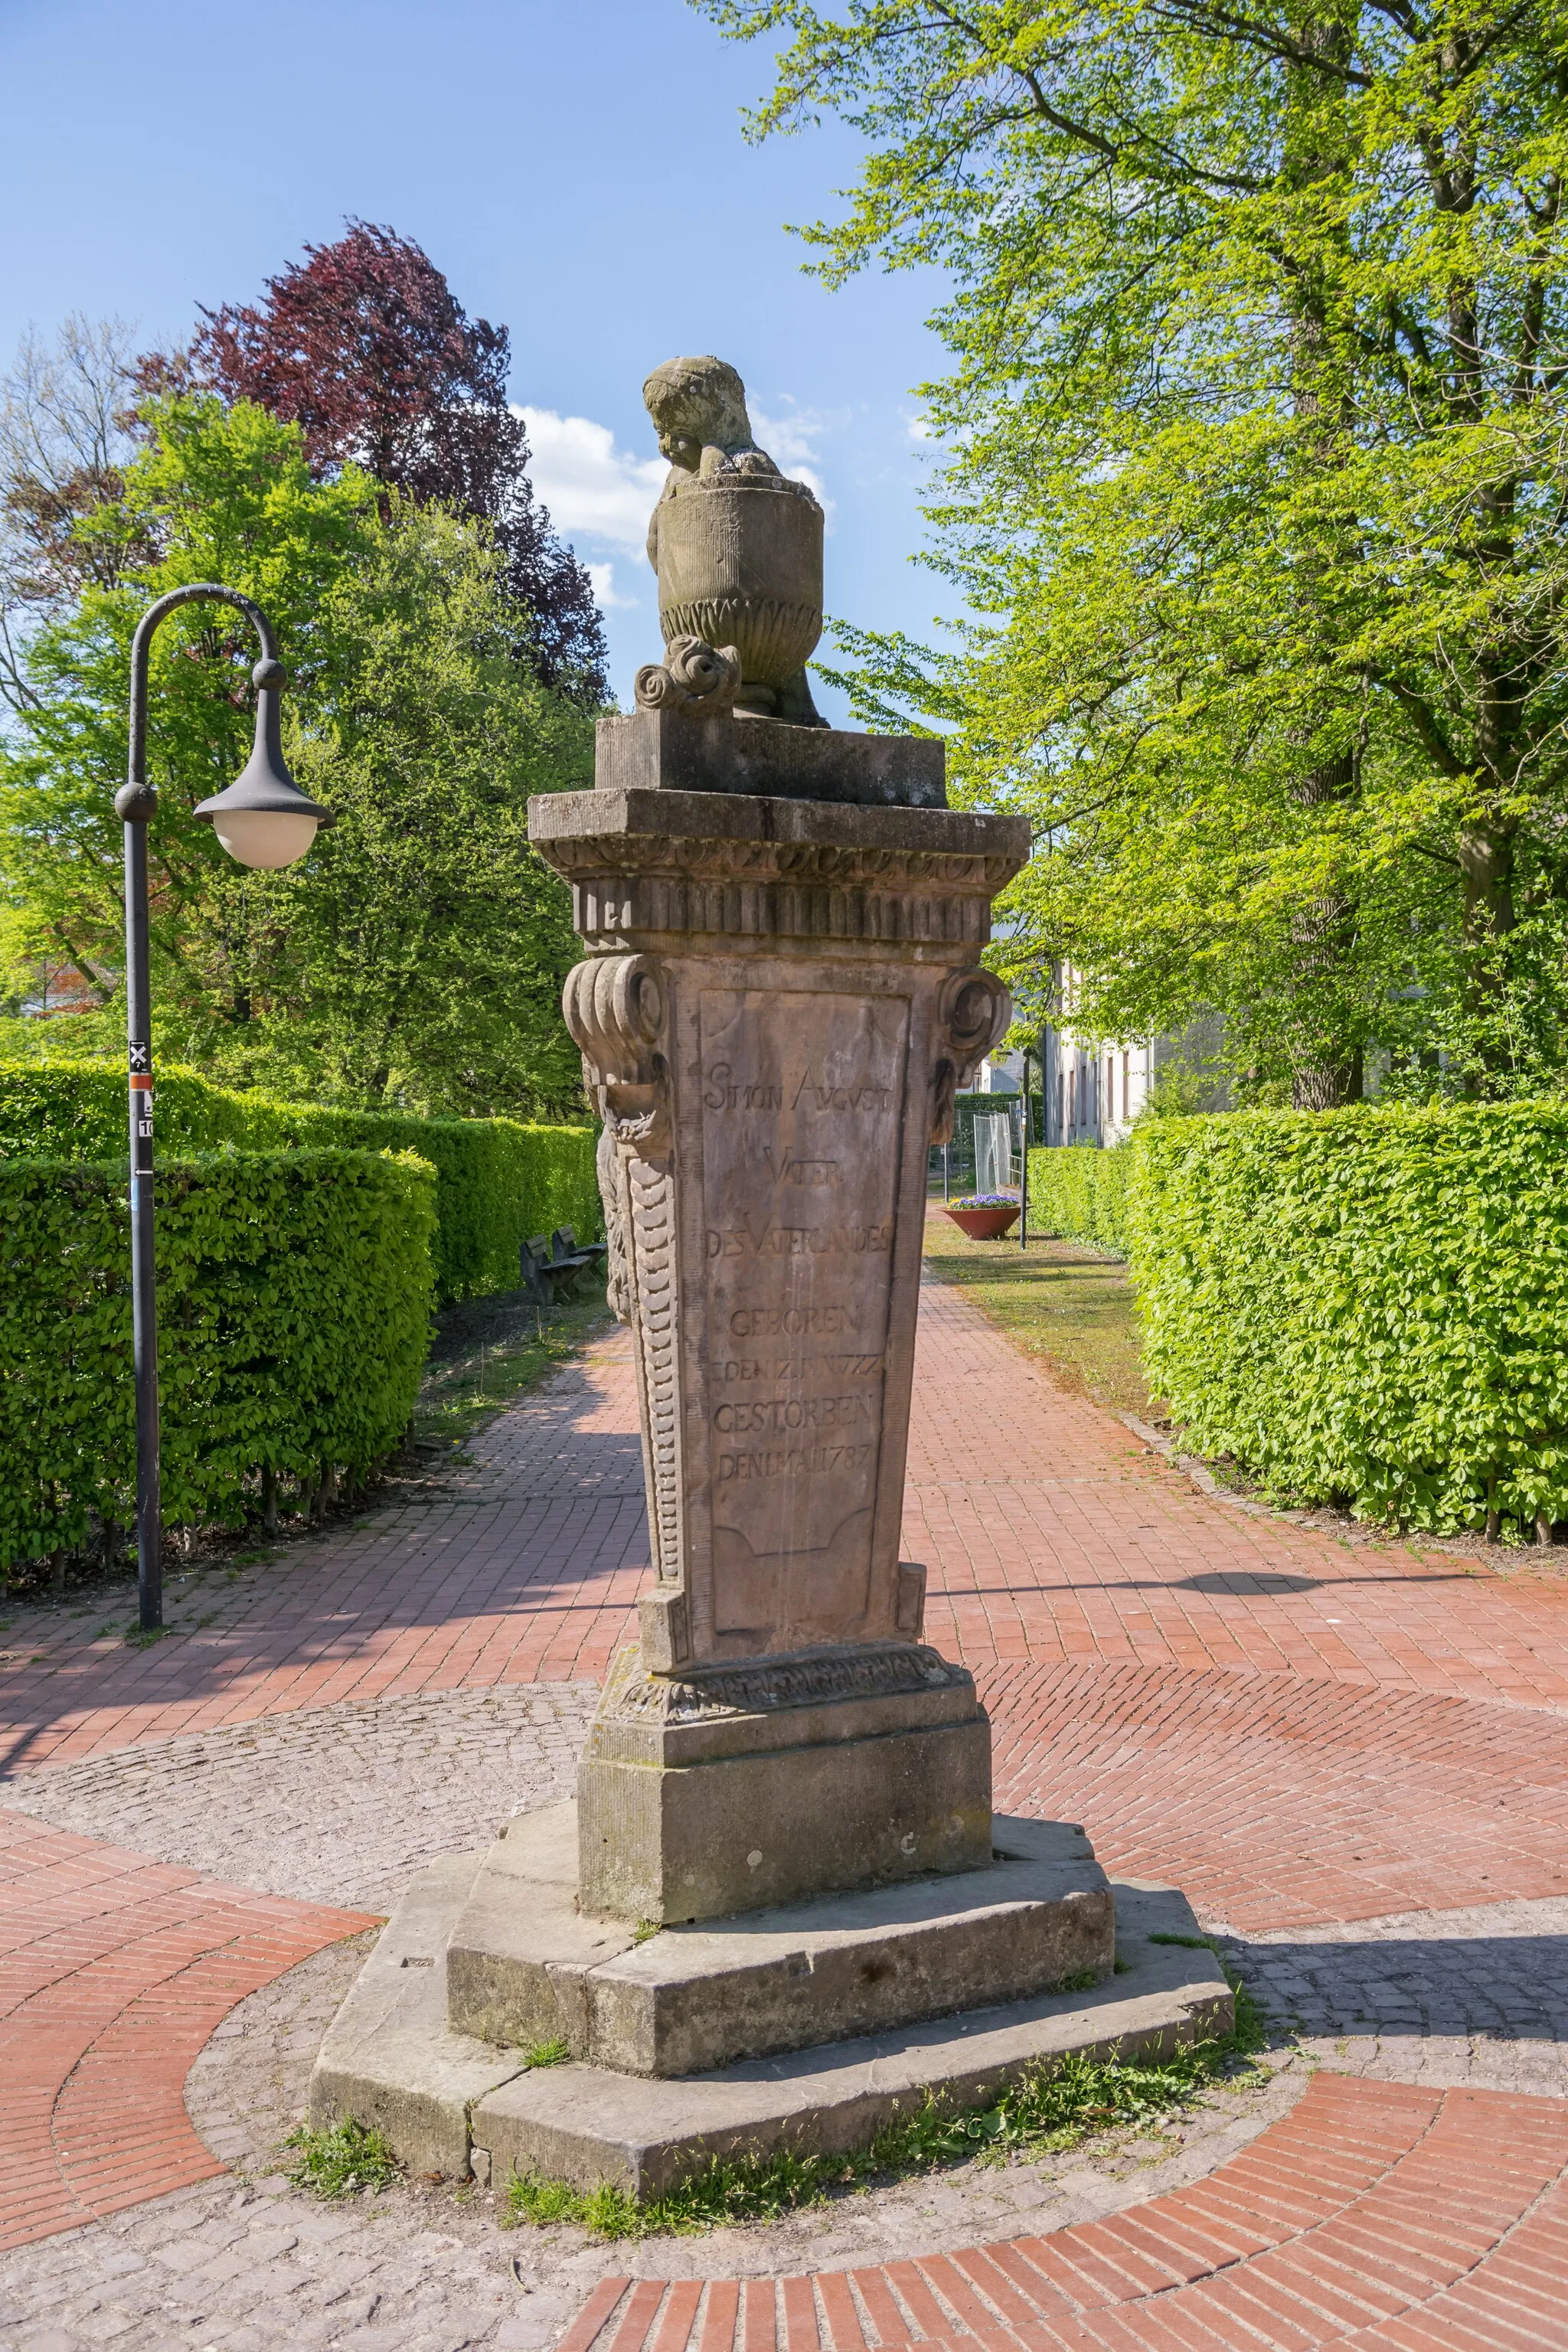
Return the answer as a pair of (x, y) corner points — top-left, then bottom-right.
(567, 956), (688, 1662)
(930, 967), (1012, 1145)
(563, 953), (671, 1158)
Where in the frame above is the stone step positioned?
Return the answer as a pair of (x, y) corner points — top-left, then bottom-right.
(446, 1803), (1114, 2076)
(308, 1829), (1228, 2197)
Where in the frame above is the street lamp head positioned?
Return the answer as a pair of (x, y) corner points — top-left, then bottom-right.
(192, 658), (334, 870)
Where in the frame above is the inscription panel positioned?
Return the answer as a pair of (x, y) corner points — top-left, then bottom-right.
(698, 988), (909, 1646)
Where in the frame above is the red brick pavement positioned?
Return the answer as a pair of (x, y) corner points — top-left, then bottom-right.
(5, 1266), (1567, 1780)
(907, 1280), (1568, 1712)
(0, 1340), (649, 1771)
(5, 1253), (1568, 2312)
(0, 1809), (372, 2251)
(986, 1656), (1568, 1931)
(557, 2076), (1568, 2351)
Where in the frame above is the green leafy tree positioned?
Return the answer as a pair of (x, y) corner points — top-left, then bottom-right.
(705, 0), (1568, 1099)
(0, 394), (590, 1115)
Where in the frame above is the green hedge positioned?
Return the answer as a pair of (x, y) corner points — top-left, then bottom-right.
(1026, 1143), (1132, 1254)
(1130, 1104), (1568, 1537)
(0, 1061), (599, 1302)
(0, 1148), (436, 1568)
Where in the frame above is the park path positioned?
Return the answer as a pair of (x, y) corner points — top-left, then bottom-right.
(3, 1250), (1568, 2343)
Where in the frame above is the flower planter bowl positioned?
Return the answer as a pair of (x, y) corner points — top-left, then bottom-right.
(943, 1204), (1020, 1241)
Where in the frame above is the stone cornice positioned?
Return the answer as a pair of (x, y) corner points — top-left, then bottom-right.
(529, 787), (1030, 948)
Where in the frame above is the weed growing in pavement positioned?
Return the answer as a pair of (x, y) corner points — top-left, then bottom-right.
(520, 2036), (570, 2067)
(504, 1979), (1269, 2241)
(284, 2115), (403, 2199)
(631, 1919), (662, 1945)
(1056, 1967), (1099, 1994)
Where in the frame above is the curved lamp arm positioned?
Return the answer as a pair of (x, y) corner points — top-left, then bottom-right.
(116, 583), (282, 822)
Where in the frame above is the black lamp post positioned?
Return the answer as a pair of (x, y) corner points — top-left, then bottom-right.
(114, 584), (334, 1632)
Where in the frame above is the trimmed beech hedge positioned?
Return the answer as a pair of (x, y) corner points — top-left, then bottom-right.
(1026, 1144), (1132, 1255)
(0, 1148), (436, 1569)
(0, 1061), (599, 1302)
(1131, 1104), (1568, 1537)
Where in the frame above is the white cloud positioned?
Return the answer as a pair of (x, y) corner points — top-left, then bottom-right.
(750, 403), (834, 518)
(586, 561), (639, 611)
(518, 397), (839, 571)
(515, 406), (665, 560)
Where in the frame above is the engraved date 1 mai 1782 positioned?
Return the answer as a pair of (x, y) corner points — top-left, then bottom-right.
(698, 988), (909, 1643)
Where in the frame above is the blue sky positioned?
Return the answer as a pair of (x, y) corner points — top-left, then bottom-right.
(0, 0), (953, 717)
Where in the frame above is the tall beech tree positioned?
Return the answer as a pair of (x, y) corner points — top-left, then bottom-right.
(707, 0), (1568, 1099)
(165, 222), (608, 701)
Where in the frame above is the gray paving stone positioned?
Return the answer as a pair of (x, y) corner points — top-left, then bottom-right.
(2, 1686), (597, 1913)
(1214, 1891), (1568, 2096)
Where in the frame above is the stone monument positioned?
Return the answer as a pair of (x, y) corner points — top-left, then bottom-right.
(309, 358), (1229, 2198)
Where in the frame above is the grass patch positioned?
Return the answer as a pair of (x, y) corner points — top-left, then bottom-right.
(921, 1210), (1151, 1415)
(413, 1282), (611, 1454)
(632, 1919), (661, 1945)
(283, 2115), (402, 2199)
(520, 2035), (570, 2068)
(1149, 1931), (1219, 1951)
(505, 1984), (1268, 2241)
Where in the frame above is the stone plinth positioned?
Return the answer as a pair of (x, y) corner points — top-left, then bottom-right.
(530, 760), (1029, 1924)
(309, 1843), (1230, 2197)
(594, 707), (946, 806)
(575, 1642), (991, 1922)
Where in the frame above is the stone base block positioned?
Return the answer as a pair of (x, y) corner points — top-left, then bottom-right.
(309, 1849), (1230, 2198)
(447, 1804), (1114, 2075)
(577, 1644), (992, 1922)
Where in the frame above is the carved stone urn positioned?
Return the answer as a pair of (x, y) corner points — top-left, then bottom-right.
(655, 480), (823, 718)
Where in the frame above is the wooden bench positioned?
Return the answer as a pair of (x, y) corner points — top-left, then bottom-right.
(519, 1225), (606, 1308)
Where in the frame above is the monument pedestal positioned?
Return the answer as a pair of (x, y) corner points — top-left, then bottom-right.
(575, 1642), (991, 1922)
(307, 714), (1227, 2198)
(534, 749), (1029, 1936)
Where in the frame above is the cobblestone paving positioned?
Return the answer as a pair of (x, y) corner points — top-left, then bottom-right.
(0, 1931), (1312, 2352)
(1227, 1892), (1568, 2098)
(5, 1684), (1568, 2344)
(2, 1686), (599, 1913)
